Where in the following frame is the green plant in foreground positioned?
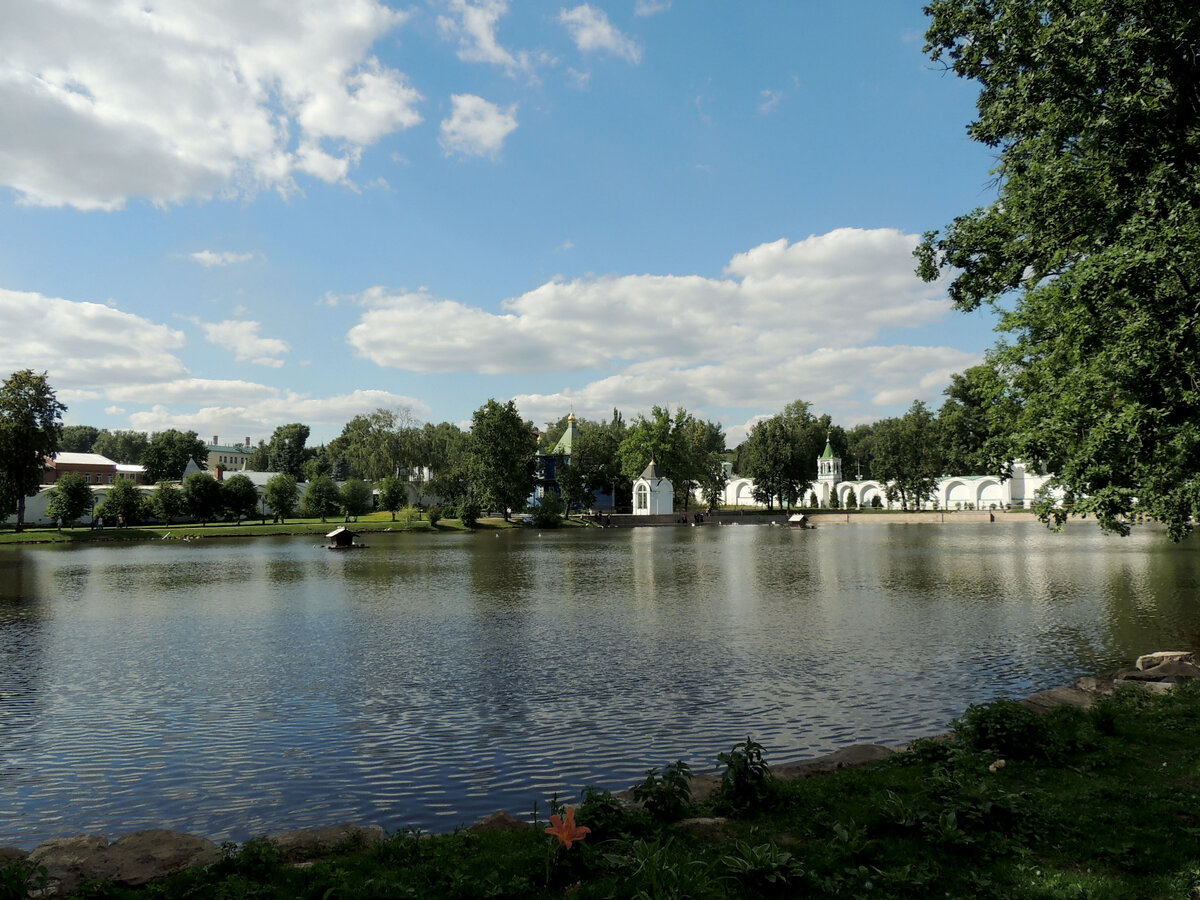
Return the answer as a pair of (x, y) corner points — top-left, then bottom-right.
(720, 840), (802, 896)
(632, 760), (693, 822)
(715, 736), (774, 813)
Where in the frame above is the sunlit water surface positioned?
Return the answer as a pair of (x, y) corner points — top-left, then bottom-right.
(2, 521), (1198, 848)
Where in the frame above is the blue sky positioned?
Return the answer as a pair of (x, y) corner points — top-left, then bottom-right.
(1, 1), (998, 446)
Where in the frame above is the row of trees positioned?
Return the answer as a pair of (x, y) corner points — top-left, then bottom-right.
(0, 359), (1028, 531)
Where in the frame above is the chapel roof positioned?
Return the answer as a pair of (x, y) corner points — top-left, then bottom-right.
(640, 458), (664, 480)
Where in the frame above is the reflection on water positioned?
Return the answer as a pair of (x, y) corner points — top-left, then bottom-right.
(0, 521), (1197, 848)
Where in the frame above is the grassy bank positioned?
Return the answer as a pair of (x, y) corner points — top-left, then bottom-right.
(7, 685), (1200, 898)
(0, 510), (569, 545)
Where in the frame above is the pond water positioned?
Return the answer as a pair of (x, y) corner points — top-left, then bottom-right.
(1, 520), (1198, 849)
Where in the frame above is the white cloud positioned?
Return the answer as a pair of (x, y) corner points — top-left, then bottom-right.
(0, 288), (189, 387)
(106, 378), (281, 405)
(191, 250), (257, 267)
(198, 320), (290, 367)
(758, 89), (783, 115)
(437, 0), (537, 74)
(634, 0), (671, 15)
(439, 94), (518, 157)
(128, 390), (430, 437)
(0, 0), (421, 209)
(559, 5), (642, 64)
(345, 227), (972, 430)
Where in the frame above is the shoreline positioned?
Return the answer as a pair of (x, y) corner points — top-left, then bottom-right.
(0, 507), (1056, 546)
(0, 666), (1127, 856)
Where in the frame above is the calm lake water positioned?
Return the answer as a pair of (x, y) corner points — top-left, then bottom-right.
(1, 520), (1198, 849)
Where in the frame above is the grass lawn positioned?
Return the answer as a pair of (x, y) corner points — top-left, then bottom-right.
(0, 510), (562, 545)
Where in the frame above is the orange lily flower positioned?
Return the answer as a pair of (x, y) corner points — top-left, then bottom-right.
(545, 807), (591, 849)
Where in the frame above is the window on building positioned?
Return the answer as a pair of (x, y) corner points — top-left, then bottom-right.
(636, 483), (648, 511)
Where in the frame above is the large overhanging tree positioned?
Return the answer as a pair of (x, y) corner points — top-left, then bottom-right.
(916, 0), (1200, 539)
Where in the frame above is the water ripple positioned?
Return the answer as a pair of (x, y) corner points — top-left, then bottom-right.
(0, 523), (1197, 848)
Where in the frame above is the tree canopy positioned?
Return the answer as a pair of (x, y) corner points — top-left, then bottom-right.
(141, 429), (207, 482)
(46, 472), (92, 527)
(916, 0), (1200, 538)
(263, 473), (299, 522)
(0, 370), (65, 529)
(871, 401), (945, 511)
(469, 399), (537, 521)
(91, 430), (149, 464)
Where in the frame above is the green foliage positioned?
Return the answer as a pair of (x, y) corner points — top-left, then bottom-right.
(181, 473), (223, 525)
(631, 760), (693, 822)
(426, 504), (443, 526)
(456, 497), (481, 528)
(46, 471), (92, 526)
(96, 478), (149, 525)
(141, 429), (207, 482)
(714, 737), (774, 814)
(340, 478), (373, 520)
(221, 474), (260, 523)
(59, 424), (99, 453)
(0, 370), (65, 528)
(302, 474), (342, 522)
(953, 699), (1047, 761)
(265, 423), (312, 479)
(870, 401), (943, 510)
(601, 836), (710, 900)
(618, 406), (726, 512)
(0, 858), (47, 900)
(528, 491), (563, 528)
(938, 363), (1018, 477)
(720, 840), (801, 896)
(152, 480), (185, 525)
(740, 402), (820, 510)
(917, 0), (1200, 539)
(91, 429), (149, 465)
(262, 473), (299, 522)
(375, 475), (407, 520)
(576, 787), (633, 841)
(469, 399), (537, 521)
(329, 408), (416, 481)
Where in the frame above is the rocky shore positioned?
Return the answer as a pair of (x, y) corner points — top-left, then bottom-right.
(5, 650), (1197, 897)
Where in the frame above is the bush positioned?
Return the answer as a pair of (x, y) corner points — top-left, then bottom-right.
(953, 700), (1047, 760)
(529, 491), (564, 528)
(631, 760), (693, 822)
(457, 498), (481, 528)
(426, 505), (443, 526)
(714, 737), (774, 814)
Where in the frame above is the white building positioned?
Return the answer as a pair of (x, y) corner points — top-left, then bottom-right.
(706, 437), (1061, 511)
(632, 459), (674, 515)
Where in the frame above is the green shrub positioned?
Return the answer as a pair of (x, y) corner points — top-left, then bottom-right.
(631, 760), (693, 822)
(427, 505), (443, 526)
(714, 736), (774, 814)
(953, 700), (1047, 760)
(456, 498), (481, 528)
(577, 786), (633, 840)
(720, 840), (802, 896)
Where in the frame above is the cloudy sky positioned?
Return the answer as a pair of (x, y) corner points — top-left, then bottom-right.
(1, 1), (997, 446)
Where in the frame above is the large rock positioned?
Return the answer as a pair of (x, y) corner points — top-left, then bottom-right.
(771, 744), (894, 780)
(28, 834), (109, 894)
(468, 810), (534, 833)
(28, 830), (219, 893)
(102, 829), (221, 886)
(268, 824), (384, 860)
(1022, 685), (1097, 712)
(0, 847), (29, 862)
